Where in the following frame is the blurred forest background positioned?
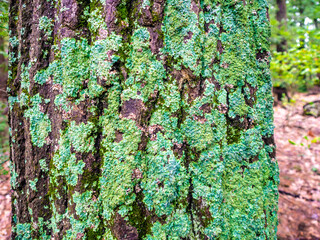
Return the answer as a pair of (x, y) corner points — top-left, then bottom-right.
(0, 0), (319, 239)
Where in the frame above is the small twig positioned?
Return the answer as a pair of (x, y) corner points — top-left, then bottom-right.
(279, 189), (320, 203)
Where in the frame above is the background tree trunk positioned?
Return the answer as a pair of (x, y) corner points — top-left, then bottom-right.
(8, 0), (279, 239)
(297, 0), (305, 49)
(276, 0), (287, 52)
(0, 37), (7, 100)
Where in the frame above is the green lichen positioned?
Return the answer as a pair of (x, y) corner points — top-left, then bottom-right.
(52, 127), (86, 186)
(161, 0), (204, 76)
(69, 121), (96, 153)
(123, 27), (166, 102)
(64, 191), (101, 239)
(39, 159), (48, 172)
(8, 96), (19, 110)
(24, 94), (51, 148)
(10, 162), (18, 188)
(9, 36), (19, 48)
(39, 16), (54, 37)
(228, 87), (249, 118)
(14, 223), (32, 240)
(34, 33), (122, 102)
(141, 0), (150, 9)
(99, 117), (142, 220)
(20, 63), (31, 91)
(84, 6), (106, 34)
(29, 178), (38, 191)
(36, 218), (51, 240)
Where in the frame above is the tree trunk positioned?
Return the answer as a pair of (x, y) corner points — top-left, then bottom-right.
(0, 37), (7, 100)
(297, 0), (305, 49)
(8, 0), (279, 239)
(314, 19), (319, 29)
(276, 0), (287, 52)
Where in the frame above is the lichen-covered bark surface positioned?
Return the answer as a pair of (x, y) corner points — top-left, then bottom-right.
(8, 0), (279, 239)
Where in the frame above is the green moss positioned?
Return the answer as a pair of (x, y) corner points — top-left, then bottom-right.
(127, 193), (152, 238)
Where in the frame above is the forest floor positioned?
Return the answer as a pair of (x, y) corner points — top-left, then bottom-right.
(276, 91), (320, 240)
(0, 91), (319, 240)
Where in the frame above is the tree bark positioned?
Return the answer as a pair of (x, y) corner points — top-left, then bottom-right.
(276, 0), (287, 52)
(8, 0), (279, 239)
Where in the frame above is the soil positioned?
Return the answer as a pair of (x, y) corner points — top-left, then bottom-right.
(0, 92), (319, 240)
(276, 92), (320, 240)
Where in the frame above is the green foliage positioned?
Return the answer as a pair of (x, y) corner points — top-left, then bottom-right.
(271, 41), (320, 90)
(269, 0), (320, 91)
(0, 0), (8, 38)
(0, 0), (9, 69)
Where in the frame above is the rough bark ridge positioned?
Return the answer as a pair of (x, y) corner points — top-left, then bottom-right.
(8, 0), (279, 239)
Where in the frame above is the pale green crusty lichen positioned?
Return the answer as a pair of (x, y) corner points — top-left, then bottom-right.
(99, 116), (142, 220)
(20, 63), (31, 91)
(161, 0), (204, 76)
(68, 121), (96, 153)
(84, 6), (107, 34)
(13, 223), (32, 240)
(24, 94), (51, 148)
(51, 126), (86, 187)
(10, 162), (18, 189)
(34, 32), (122, 102)
(39, 159), (48, 172)
(64, 191), (101, 239)
(39, 16), (54, 37)
(29, 178), (38, 191)
(9, 36), (19, 48)
(123, 27), (166, 102)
